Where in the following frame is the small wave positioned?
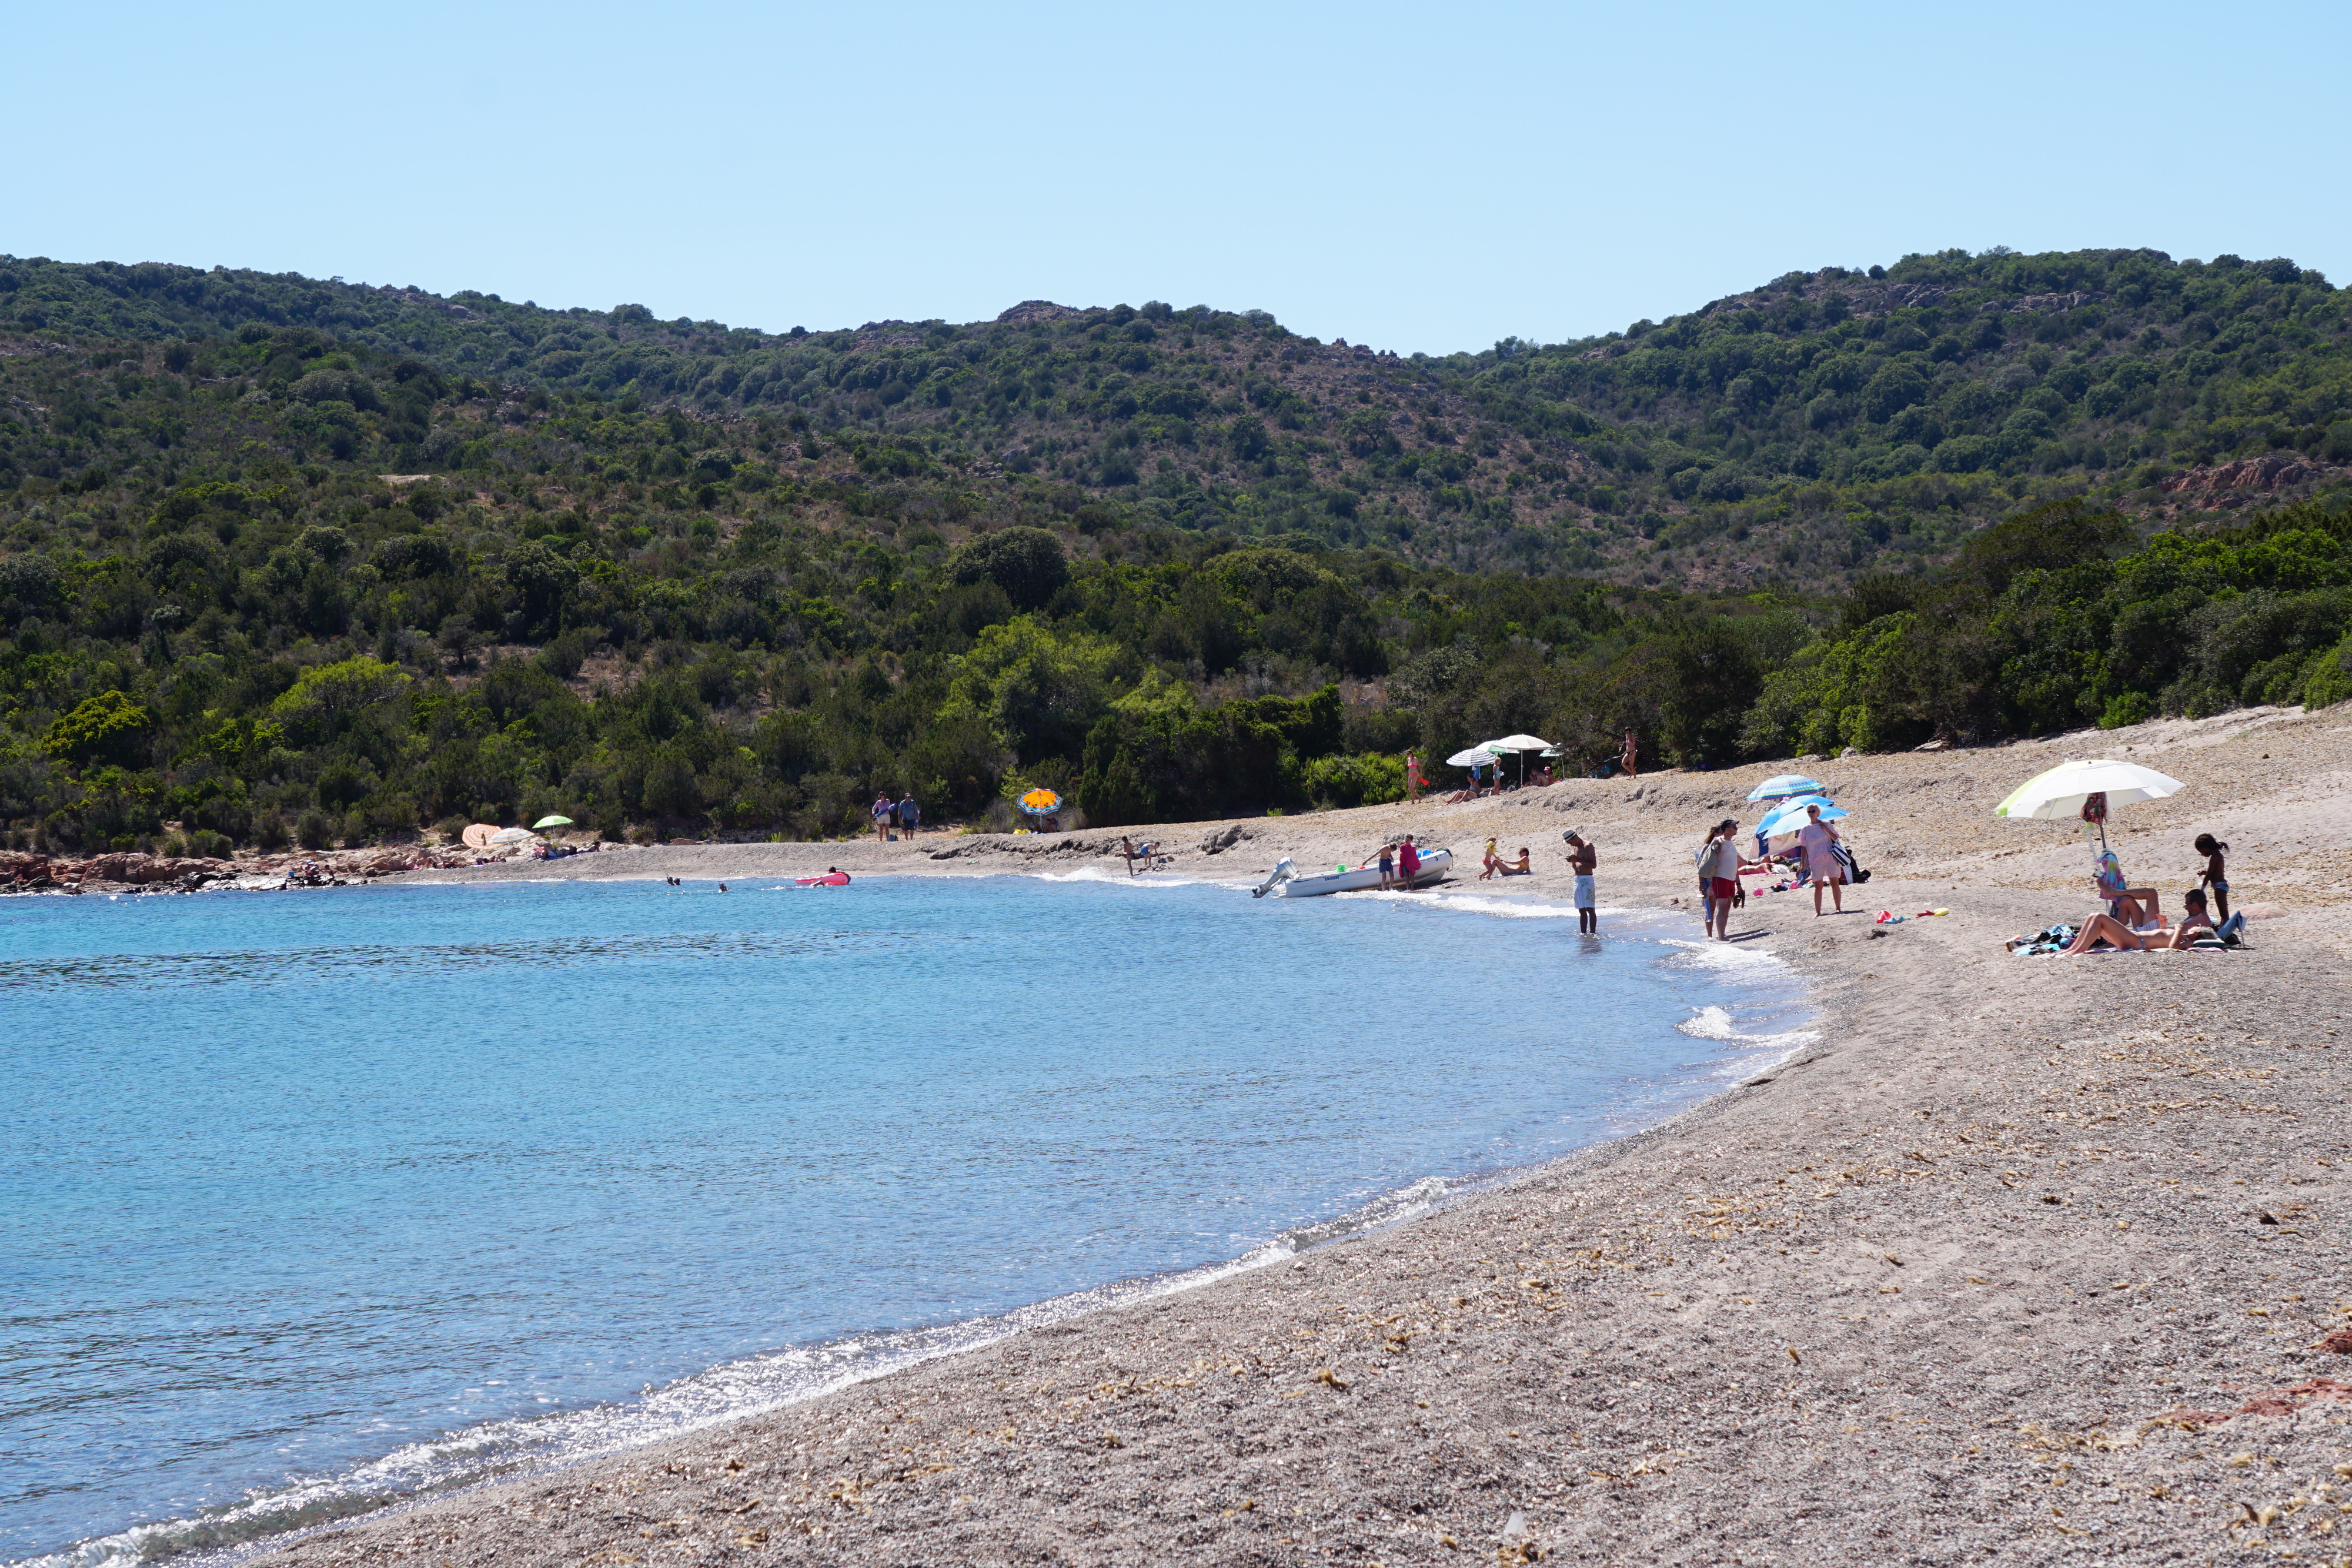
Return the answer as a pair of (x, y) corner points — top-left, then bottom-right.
(1674, 1003), (1819, 1066)
(1026, 866), (1203, 887)
(1656, 936), (1791, 977)
(1677, 1004), (1738, 1040)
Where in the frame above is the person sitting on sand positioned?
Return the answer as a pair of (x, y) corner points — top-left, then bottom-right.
(1498, 847), (1532, 876)
(2092, 847), (2161, 929)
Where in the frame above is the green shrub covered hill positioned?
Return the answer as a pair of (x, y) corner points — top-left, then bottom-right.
(3, 243), (2351, 852)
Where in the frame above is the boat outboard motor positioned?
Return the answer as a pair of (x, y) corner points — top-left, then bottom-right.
(1251, 858), (1297, 898)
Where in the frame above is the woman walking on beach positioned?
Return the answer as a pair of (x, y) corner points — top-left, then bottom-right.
(1404, 751), (1424, 803)
(1620, 730), (1639, 780)
(1698, 819), (1745, 940)
(1799, 803), (1845, 916)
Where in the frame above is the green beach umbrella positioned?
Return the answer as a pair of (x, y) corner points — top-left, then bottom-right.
(532, 814), (574, 830)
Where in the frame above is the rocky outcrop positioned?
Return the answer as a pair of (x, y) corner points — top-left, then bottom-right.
(1, 850), (238, 891)
(2159, 453), (2329, 496)
(994, 300), (1083, 326)
(1200, 824), (1252, 855)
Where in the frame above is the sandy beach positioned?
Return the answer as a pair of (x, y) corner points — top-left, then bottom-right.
(252, 706), (2352, 1566)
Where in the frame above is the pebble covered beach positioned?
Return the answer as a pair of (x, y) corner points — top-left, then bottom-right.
(232, 703), (2352, 1566)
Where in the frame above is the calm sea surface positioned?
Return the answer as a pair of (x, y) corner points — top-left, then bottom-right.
(1, 868), (1808, 1566)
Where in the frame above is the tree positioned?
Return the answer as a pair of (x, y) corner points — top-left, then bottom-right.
(45, 690), (155, 767)
(948, 527), (1067, 611)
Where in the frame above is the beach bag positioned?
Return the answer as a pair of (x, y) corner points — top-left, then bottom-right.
(1833, 840), (1870, 884)
(1694, 839), (1718, 875)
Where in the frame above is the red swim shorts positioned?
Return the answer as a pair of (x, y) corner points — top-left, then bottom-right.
(1708, 877), (1737, 900)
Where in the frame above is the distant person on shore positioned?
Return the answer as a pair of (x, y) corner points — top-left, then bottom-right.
(1479, 837), (1504, 880)
(1798, 804), (1846, 916)
(1404, 751), (1424, 802)
(1565, 831), (1598, 934)
(871, 793), (893, 843)
(1397, 835), (1421, 889)
(1621, 730), (1639, 780)
(898, 794), (920, 840)
(1377, 841), (1396, 890)
(2194, 833), (2229, 922)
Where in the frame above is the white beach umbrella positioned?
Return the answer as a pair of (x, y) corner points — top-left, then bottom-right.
(1994, 759), (2185, 821)
(1748, 773), (1825, 803)
(1446, 745), (1498, 768)
(1484, 733), (1553, 753)
(487, 826), (537, 845)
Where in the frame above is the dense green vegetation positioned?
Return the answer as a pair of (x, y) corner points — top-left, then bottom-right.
(3, 245), (2351, 855)
(8, 245), (2351, 583)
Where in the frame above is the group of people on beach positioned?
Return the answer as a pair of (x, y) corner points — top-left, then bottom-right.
(2045, 829), (2244, 954)
(1688, 801), (1853, 941)
(1402, 730), (1643, 805)
(870, 793), (921, 842)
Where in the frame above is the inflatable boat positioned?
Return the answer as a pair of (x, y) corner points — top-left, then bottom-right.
(1252, 847), (1452, 898)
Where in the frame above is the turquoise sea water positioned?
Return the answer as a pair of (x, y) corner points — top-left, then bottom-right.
(1, 869), (1808, 1566)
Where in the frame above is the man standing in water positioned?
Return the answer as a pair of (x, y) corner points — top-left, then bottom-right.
(1565, 831), (1598, 934)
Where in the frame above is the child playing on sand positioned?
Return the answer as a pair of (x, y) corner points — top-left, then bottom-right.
(2194, 833), (2230, 923)
(1565, 832), (1598, 934)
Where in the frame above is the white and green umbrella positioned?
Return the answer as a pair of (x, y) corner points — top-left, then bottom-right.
(1995, 759), (2184, 821)
(532, 814), (574, 830)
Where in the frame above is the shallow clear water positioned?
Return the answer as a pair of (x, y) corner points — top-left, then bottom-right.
(1, 869), (1808, 1566)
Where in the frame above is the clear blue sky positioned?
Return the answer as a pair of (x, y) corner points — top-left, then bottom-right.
(7, 1), (2347, 355)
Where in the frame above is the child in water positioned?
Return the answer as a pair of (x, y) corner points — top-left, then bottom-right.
(2194, 833), (2229, 923)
